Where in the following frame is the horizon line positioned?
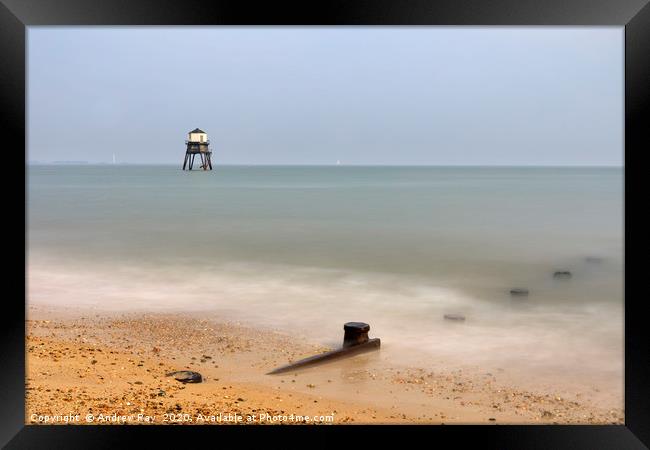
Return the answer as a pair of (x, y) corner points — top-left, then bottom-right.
(27, 162), (624, 168)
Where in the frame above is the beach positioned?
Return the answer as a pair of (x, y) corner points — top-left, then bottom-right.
(26, 305), (623, 425)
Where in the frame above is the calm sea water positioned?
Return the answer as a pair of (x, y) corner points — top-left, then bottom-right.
(27, 165), (623, 398)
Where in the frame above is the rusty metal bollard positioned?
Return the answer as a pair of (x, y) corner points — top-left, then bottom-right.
(343, 322), (370, 347)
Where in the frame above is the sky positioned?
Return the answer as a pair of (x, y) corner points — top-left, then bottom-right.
(28, 27), (623, 165)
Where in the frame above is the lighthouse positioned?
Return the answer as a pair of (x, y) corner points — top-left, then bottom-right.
(182, 128), (213, 170)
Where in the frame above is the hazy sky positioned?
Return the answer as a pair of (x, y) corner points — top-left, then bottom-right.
(28, 27), (623, 165)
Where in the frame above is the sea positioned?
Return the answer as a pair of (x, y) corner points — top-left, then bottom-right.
(27, 165), (624, 402)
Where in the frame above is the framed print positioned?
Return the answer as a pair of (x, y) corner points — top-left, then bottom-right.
(1, 0), (648, 448)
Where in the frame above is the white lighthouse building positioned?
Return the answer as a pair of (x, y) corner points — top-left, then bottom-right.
(182, 128), (213, 170)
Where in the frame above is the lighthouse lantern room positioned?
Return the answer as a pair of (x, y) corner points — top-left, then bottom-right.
(183, 128), (213, 170)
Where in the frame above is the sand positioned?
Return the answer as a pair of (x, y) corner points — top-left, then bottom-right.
(25, 305), (624, 425)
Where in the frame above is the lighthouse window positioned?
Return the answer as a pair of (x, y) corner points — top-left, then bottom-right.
(200, 135), (204, 142)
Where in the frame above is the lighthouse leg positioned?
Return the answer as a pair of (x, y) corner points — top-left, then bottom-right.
(200, 153), (206, 170)
(182, 153), (189, 170)
(207, 153), (213, 170)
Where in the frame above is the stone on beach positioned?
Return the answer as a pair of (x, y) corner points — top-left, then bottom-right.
(443, 314), (466, 322)
(165, 370), (203, 383)
(553, 271), (572, 279)
(509, 288), (529, 296)
(585, 257), (603, 264)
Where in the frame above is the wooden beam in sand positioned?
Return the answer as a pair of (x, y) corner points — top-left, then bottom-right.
(267, 322), (380, 375)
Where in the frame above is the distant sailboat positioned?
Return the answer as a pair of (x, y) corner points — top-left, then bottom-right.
(336, 160), (341, 166)
(112, 153), (116, 165)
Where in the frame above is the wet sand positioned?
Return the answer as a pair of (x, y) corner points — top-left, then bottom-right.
(26, 305), (624, 425)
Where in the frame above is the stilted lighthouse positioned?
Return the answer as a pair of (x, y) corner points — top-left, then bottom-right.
(182, 128), (213, 170)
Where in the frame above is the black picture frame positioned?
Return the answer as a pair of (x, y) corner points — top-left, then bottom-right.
(2, 0), (648, 448)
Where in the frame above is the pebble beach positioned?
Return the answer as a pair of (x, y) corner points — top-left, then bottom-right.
(26, 305), (624, 425)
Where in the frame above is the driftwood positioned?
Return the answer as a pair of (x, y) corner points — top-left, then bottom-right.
(267, 322), (380, 375)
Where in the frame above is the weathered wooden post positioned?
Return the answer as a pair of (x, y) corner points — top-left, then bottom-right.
(267, 322), (380, 375)
(343, 322), (370, 347)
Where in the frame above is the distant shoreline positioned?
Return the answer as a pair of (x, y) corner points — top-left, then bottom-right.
(27, 163), (624, 168)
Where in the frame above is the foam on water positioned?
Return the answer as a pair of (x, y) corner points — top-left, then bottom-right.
(27, 256), (622, 401)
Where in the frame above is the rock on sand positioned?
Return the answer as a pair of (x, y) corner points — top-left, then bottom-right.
(443, 314), (466, 322)
(166, 370), (203, 383)
(509, 288), (529, 296)
(553, 271), (572, 279)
